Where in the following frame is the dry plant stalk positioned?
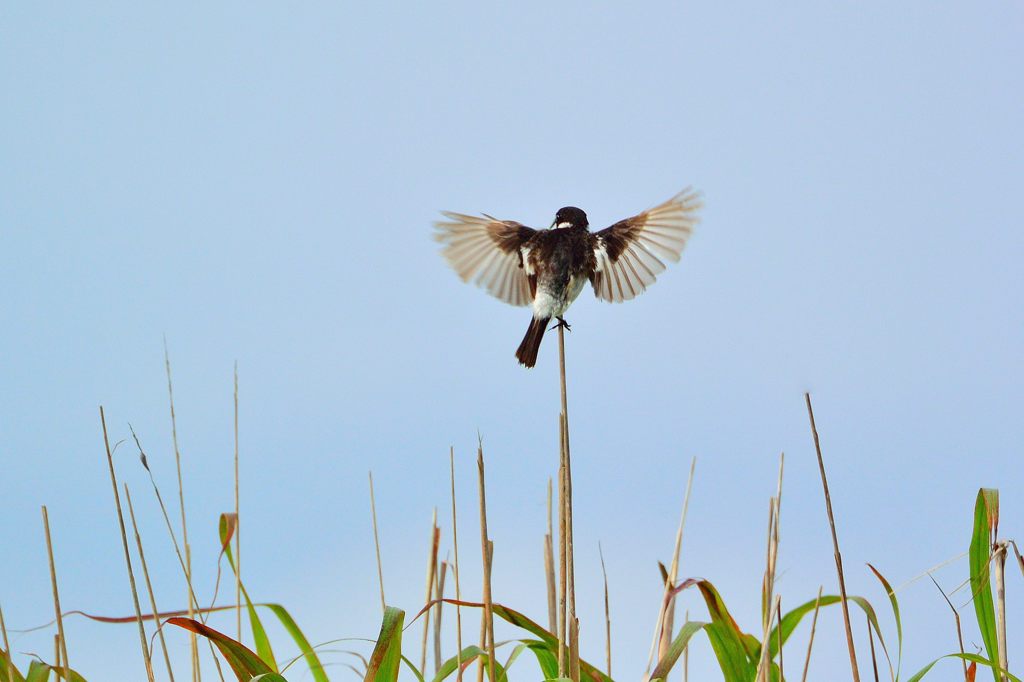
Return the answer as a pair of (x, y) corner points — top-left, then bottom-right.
(599, 542), (611, 678)
(927, 575), (968, 681)
(477, 446), (496, 682)
(368, 471), (386, 613)
(100, 408), (156, 682)
(556, 324), (579, 680)
(0, 603), (15, 682)
(164, 341), (199, 682)
(125, 485), (176, 682)
(758, 454), (784, 682)
(754, 594), (781, 682)
(449, 449), (465, 681)
(434, 559), (448, 673)
(866, 613), (880, 682)
(545, 478), (557, 635)
(805, 393), (860, 682)
(557, 417), (568, 678)
(233, 364), (241, 642)
(776, 600), (784, 681)
(994, 540), (1009, 682)
(646, 456), (696, 675)
(421, 510), (440, 675)
(800, 586), (824, 682)
(41, 506), (70, 680)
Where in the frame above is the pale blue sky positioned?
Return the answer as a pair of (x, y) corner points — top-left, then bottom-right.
(2, 2), (1022, 680)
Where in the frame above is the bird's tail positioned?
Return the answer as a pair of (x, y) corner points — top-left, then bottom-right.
(515, 316), (550, 368)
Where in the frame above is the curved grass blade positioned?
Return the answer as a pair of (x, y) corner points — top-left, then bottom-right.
(220, 514), (278, 673)
(650, 620), (706, 681)
(431, 645), (485, 682)
(696, 581), (757, 682)
(250, 675), (289, 682)
(260, 604), (328, 682)
(906, 653), (1021, 682)
(969, 489), (1000, 682)
(168, 616), (272, 681)
(0, 649), (26, 682)
(867, 563), (901, 681)
(25, 663), (86, 682)
(364, 606), (403, 682)
(400, 655), (426, 682)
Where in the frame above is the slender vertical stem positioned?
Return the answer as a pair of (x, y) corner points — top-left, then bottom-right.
(41, 506), (70, 680)
(125, 485), (176, 682)
(434, 560), (447, 674)
(646, 457), (696, 675)
(164, 341), (198, 682)
(544, 478), (557, 635)
(776, 600), (784, 681)
(421, 510), (439, 675)
(557, 417), (568, 678)
(449, 449), (464, 682)
(805, 393), (860, 682)
(0, 604), (15, 682)
(233, 364), (241, 642)
(477, 446), (496, 682)
(866, 613), (879, 682)
(682, 609), (690, 682)
(801, 586), (823, 682)
(368, 472), (386, 613)
(599, 542), (611, 678)
(558, 327), (577, 657)
(994, 541), (1008, 682)
(100, 408), (156, 682)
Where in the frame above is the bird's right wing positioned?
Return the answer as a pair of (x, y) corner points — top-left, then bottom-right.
(434, 212), (537, 307)
(590, 188), (701, 302)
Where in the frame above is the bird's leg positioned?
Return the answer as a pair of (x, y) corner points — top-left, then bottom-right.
(550, 317), (572, 332)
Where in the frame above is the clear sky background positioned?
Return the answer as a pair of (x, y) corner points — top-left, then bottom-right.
(2, 2), (1022, 680)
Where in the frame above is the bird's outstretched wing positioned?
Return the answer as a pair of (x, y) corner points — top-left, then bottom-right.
(434, 212), (537, 306)
(590, 188), (701, 303)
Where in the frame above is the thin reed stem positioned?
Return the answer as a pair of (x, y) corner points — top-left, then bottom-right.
(544, 478), (557, 636)
(449, 449), (464, 682)
(557, 417), (568, 678)
(866, 613), (879, 682)
(805, 393), (860, 682)
(434, 559), (447, 674)
(994, 541), (1008, 682)
(801, 586), (823, 682)
(649, 457), (696, 674)
(599, 542), (611, 678)
(100, 408), (156, 682)
(477, 446), (496, 682)
(421, 510), (439, 675)
(163, 341), (198, 682)
(41, 507), (70, 680)
(233, 364), (241, 642)
(928, 575), (968, 681)
(556, 324), (578, 680)
(125, 485), (176, 682)
(368, 471), (386, 613)
(0, 604), (15, 682)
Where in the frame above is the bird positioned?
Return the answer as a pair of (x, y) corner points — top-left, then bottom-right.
(434, 188), (701, 368)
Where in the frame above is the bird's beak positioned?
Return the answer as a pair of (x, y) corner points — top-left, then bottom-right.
(549, 219), (557, 229)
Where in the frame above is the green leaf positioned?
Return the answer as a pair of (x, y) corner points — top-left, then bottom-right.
(363, 606), (404, 682)
(906, 653), (1021, 682)
(650, 620), (706, 680)
(431, 645), (485, 682)
(23, 662), (46, 682)
(168, 616), (273, 681)
(250, 675), (290, 682)
(696, 581), (757, 682)
(868, 563), (902, 681)
(219, 513), (278, 673)
(0, 648), (26, 682)
(970, 489), (1001, 682)
(260, 604), (329, 682)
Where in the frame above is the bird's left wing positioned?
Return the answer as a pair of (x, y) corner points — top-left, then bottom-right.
(590, 188), (701, 302)
(434, 212), (537, 306)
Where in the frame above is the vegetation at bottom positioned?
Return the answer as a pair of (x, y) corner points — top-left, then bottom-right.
(1, 367), (1020, 682)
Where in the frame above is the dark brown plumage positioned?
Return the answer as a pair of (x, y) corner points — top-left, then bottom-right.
(435, 189), (701, 367)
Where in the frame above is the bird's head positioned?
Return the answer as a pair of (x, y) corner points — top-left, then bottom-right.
(551, 206), (588, 230)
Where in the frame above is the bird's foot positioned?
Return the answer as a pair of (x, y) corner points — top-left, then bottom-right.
(550, 317), (572, 332)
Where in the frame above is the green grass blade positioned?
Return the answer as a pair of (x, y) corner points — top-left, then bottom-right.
(0, 649), (26, 682)
(23, 662), (44, 682)
(906, 653), (1021, 682)
(970, 489), (1000, 682)
(363, 606), (404, 682)
(696, 580), (757, 682)
(250, 675), (290, 682)
(650, 620), (706, 681)
(867, 563), (902, 681)
(768, 595), (841, 658)
(521, 641), (558, 680)
(258, 604), (328, 682)
(168, 616), (273, 681)
(219, 513), (278, 672)
(400, 655), (426, 682)
(431, 645), (485, 682)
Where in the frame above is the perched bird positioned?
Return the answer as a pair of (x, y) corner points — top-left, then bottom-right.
(434, 188), (701, 367)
